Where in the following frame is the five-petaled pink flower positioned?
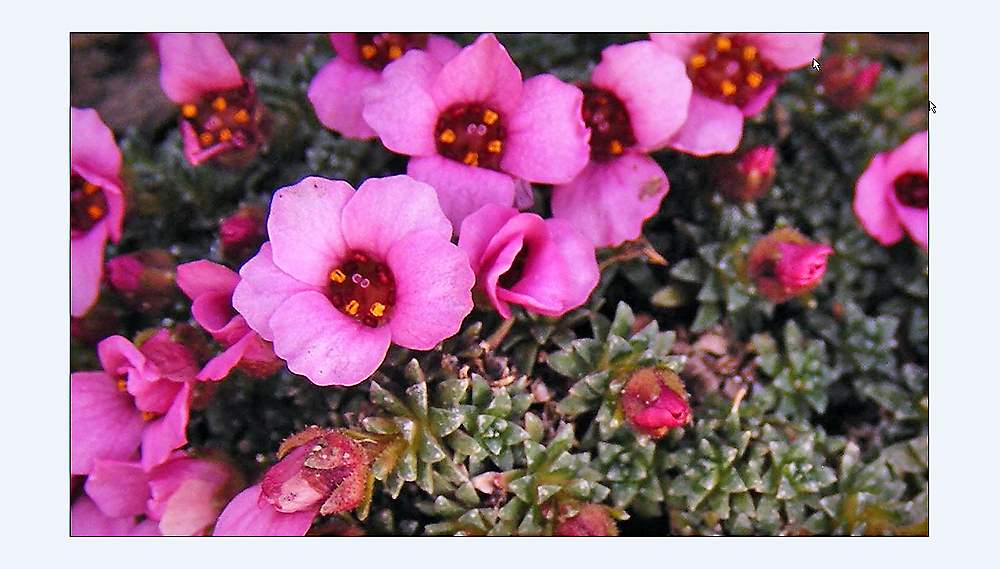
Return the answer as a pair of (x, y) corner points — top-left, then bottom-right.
(71, 107), (125, 317)
(746, 227), (834, 302)
(151, 32), (268, 167)
(649, 33), (824, 156)
(853, 131), (928, 249)
(362, 33), (591, 228)
(177, 260), (282, 381)
(550, 41), (692, 248)
(458, 204), (599, 319)
(232, 175), (475, 387)
(308, 33), (461, 139)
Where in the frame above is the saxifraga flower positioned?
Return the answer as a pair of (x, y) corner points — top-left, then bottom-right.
(853, 131), (928, 249)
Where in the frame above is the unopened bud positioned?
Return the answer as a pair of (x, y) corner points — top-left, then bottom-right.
(620, 367), (691, 439)
(554, 503), (619, 536)
(219, 204), (267, 265)
(105, 249), (176, 312)
(747, 227), (833, 302)
(820, 54), (882, 110)
(713, 145), (777, 202)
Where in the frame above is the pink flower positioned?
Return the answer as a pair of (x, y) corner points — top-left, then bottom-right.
(214, 427), (369, 536)
(71, 331), (205, 474)
(105, 249), (177, 313)
(550, 41), (691, 248)
(362, 33), (591, 228)
(71, 107), (125, 317)
(151, 33), (267, 167)
(650, 33), (824, 156)
(821, 54), (882, 110)
(232, 175), (475, 387)
(747, 227), (834, 302)
(80, 451), (240, 536)
(458, 204), (599, 319)
(853, 131), (928, 248)
(71, 494), (161, 536)
(218, 204), (268, 265)
(620, 367), (691, 439)
(308, 33), (461, 139)
(176, 259), (282, 381)
(712, 145), (778, 202)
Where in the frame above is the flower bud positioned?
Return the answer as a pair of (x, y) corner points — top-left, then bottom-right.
(219, 204), (267, 265)
(105, 249), (176, 312)
(820, 54), (882, 110)
(260, 427), (370, 516)
(135, 325), (210, 384)
(712, 145), (777, 202)
(620, 367), (691, 438)
(554, 503), (619, 536)
(747, 228), (833, 302)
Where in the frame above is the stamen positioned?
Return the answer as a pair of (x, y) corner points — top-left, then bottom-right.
(689, 54), (707, 69)
(361, 44), (378, 59)
(345, 300), (360, 315)
(720, 80), (737, 97)
(388, 45), (403, 60)
(439, 129), (456, 144)
(86, 205), (103, 220)
(234, 109), (250, 123)
(482, 109), (499, 125)
(200, 132), (214, 146)
(219, 128), (233, 141)
(609, 140), (624, 155)
(746, 72), (763, 88)
(370, 302), (385, 317)
(463, 152), (479, 167)
(83, 183), (100, 195)
(716, 36), (732, 51)
(742, 46), (757, 61)
(212, 97), (228, 112)
(487, 140), (502, 153)
(141, 411), (157, 421)
(330, 269), (346, 283)
(182, 104), (198, 118)
(116, 378), (127, 392)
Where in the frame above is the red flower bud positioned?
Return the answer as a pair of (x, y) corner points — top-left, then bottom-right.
(820, 54), (882, 110)
(747, 228), (833, 302)
(554, 503), (619, 536)
(712, 145), (777, 202)
(620, 367), (691, 438)
(105, 249), (177, 312)
(219, 204), (267, 265)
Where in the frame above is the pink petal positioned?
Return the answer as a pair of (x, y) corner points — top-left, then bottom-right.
(501, 74), (590, 184)
(176, 260), (239, 301)
(883, 131), (929, 177)
(197, 333), (255, 381)
(149, 456), (233, 536)
(542, 218), (601, 311)
(384, 230), (475, 350)
(666, 93), (744, 156)
(647, 33), (710, 56)
(181, 120), (232, 166)
(551, 153), (670, 248)
(308, 57), (379, 139)
(430, 33), (523, 117)
(425, 35), (463, 63)
(71, 494), (156, 536)
(71, 108), (123, 191)
(591, 41), (691, 151)
(141, 382), (192, 472)
(341, 175), (453, 260)
(269, 291), (392, 386)
(70, 371), (144, 475)
(233, 243), (319, 341)
(190, 291), (241, 339)
(70, 223), (108, 318)
(84, 459), (150, 518)
(329, 33), (360, 63)
(213, 484), (317, 536)
(853, 153), (904, 246)
(892, 201), (928, 249)
(268, 177), (354, 288)
(742, 33), (825, 70)
(739, 82), (779, 117)
(153, 33), (243, 103)
(361, 49), (441, 157)
(408, 154), (516, 230)
(457, 203), (522, 272)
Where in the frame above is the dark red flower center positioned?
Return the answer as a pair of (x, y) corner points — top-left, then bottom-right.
(328, 251), (397, 328)
(686, 34), (777, 108)
(434, 103), (506, 171)
(180, 80), (261, 152)
(580, 85), (636, 162)
(354, 33), (430, 71)
(892, 172), (928, 209)
(71, 172), (108, 234)
(497, 248), (529, 290)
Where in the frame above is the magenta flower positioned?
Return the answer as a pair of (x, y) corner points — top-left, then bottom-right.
(232, 175), (475, 386)
(458, 204), (599, 319)
(151, 33), (267, 167)
(80, 451), (239, 536)
(71, 107), (125, 317)
(362, 33), (591, 228)
(853, 131), (928, 248)
(308, 33), (461, 139)
(71, 494), (161, 536)
(71, 331), (204, 474)
(176, 260), (282, 381)
(747, 227), (834, 302)
(550, 41), (692, 248)
(620, 367), (691, 439)
(712, 145), (778, 202)
(650, 33), (824, 156)
(214, 428), (369, 536)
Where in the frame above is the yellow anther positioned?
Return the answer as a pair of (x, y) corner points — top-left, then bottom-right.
(720, 80), (737, 97)
(463, 152), (479, 167)
(219, 128), (232, 142)
(370, 302), (385, 317)
(234, 109), (250, 123)
(86, 205), (104, 220)
(609, 139), (624, 155)
(482, 109), (499, 125)
(439, 129), (456, 144)
(199, 132), (214, 146)
(487, 139), (503, 153)
(361, 44), (378, 59)
(116, 378), (127, 392)
(141, 411), (157, 421)
(212, 97), (227, 112)
(345, 300), (360, 315)
(689, 53), (707, 69)
(742, 45), (757, 61)
(388, 45), (403, 60)
(330, 269), (346, 283)
(716, 36), (732, 51)
(83, 182), (100, 195)
(181, 104), (198, 118)
(746, 72), (763, 88)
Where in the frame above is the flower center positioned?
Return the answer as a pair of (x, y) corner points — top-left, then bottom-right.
(180, 80), (261, 152)
(580, 85), (636, 162)
(892, 172), (928, 209)
(686, 34), (777, 107)
(354, 33), (430, 71)
(328, 251), (397, 328)
(434, 103), (506, 170)
(70, 172), (108, 234)
(497, 248), (529, 290)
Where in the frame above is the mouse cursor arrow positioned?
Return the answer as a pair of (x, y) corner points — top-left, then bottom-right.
(811, 58), (821, 71)
(929, 101), (936, 114)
